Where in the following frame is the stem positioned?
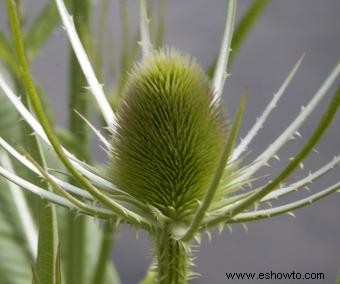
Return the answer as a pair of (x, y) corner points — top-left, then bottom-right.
(5, 2), (59, 284)
(91, 222), (116, 284)
(67, 1), (91, 283)
(156, 230), (190, 284)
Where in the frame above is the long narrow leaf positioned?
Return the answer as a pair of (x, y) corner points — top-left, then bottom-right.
(205, 85), (340, 228)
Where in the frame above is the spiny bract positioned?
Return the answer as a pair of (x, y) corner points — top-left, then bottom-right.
(110, 50), (228, 220)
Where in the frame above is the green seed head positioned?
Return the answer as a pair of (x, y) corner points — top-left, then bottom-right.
(110, 50), (228, 220)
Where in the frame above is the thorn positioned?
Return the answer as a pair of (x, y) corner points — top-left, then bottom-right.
(286, 212), (296, 218)
(44, 203), (52, 209)
(266, 202), (272, 208)
(299, 162), (304, 170)
(136, 230), (140, 240)
(304, 186), (310, 191)
(74, 211), (82, 220)
(241, 223), (248, 232)
(294, 131), (302, 138)
(227, 224), (233, 233)
(218, 224), (224, 234)
(300, 105), (305, 111)
(194, 235), (201, 245)
(273, 155), (280, 161)
(312, 148), (319, 153)
(205, 230), (212, 241)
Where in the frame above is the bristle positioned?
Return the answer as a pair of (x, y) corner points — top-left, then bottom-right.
(110, 50), (227, 220)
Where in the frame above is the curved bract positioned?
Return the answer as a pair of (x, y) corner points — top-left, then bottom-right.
(0, 0), (339, 283)
(110, 51), (228, 220)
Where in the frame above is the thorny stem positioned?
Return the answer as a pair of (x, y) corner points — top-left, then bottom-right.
(156, 229), (190, 284)
(5, 2), (58, 284)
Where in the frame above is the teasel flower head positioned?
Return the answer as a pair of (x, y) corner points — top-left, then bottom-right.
(111, 50), (230, 221)
(0, 0), (339, 282)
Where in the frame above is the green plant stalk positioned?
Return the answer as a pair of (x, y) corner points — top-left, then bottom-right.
(156, 229), (189, 284)
(67, 1), (91, 284)
(5, 1), (59, 283)
(91, 222), (116, 284)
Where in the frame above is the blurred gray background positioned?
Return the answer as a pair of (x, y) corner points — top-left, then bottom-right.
(0, 0), (340, 283)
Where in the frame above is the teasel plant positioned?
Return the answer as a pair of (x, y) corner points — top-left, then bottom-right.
(0, 0), (339, 283)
